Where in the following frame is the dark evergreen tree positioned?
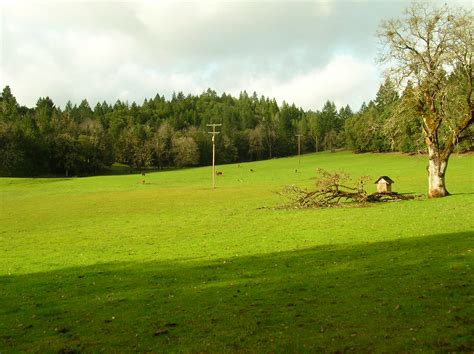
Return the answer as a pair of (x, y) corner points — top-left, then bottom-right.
(5, 83), (445, 177)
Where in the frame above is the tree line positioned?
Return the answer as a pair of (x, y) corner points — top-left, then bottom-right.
(0, 80), (471, 177)
(0, 87), (340, 176)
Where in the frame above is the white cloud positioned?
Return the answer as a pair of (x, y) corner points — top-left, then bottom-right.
(221, 55), (379, 111)
(6, 0), (467, 111)
(274, 55), (379, 111)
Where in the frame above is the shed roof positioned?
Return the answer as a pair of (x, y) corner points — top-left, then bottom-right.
(374, 176), (395, 184)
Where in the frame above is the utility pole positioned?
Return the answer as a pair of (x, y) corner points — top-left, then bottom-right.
(295, 134), (303, 167)
(207, 123), (222, 189)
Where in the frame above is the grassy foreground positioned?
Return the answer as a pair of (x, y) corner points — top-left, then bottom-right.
(0, 151), (473, 352)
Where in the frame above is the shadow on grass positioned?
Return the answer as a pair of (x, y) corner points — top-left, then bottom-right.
(1, 232), (472, 352)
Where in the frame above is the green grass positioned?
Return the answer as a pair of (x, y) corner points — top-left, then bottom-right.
(1, 151), (473, 352)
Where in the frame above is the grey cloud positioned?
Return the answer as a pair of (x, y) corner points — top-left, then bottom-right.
(1, 0), (470, 110)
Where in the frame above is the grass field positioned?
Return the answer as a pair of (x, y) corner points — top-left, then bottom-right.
(1, 151), (473, 352)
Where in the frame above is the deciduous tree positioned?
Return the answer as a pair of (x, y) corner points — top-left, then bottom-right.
(379, 2), (473, 197)
(172, 135), (199, 167)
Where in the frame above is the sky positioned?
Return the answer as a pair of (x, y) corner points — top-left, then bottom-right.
(0, 0), (470, 111)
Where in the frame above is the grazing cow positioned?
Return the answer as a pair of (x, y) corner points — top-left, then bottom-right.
(216, 171), (223, 176)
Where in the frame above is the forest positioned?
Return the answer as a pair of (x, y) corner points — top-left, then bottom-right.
(0, 78), (472, 177)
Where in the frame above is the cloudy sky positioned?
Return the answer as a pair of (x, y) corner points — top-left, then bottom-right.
(0, 0), (470, 111)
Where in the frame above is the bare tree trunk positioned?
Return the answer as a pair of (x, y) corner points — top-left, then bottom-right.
(427, 145), (449, 198)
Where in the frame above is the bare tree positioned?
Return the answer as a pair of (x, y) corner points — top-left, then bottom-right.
(306, 112), (320, 152)
(379, 2), (473, 197)
(248, 125), (264, 159)
(154, 122), (174, 169)
(172, 135), (199, 167)
(261, 113), (278, 159)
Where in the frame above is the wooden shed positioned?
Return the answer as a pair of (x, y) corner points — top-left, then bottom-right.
(374, 176), (394, 193)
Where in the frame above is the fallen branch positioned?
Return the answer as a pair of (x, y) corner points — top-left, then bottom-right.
(278, 169), (417, 209)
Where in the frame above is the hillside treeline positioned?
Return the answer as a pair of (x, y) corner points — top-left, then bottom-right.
(0, 82), (470, 176)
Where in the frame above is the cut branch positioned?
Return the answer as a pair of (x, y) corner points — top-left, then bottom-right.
(278, 169), (417, 209)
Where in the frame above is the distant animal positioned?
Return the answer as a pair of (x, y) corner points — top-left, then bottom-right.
(250, 169), (254, 172)
(216, 171), (223, 176)
(141, 171), (146, 176)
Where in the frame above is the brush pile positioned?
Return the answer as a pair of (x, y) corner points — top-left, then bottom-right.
(280, 169), (416, 209)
